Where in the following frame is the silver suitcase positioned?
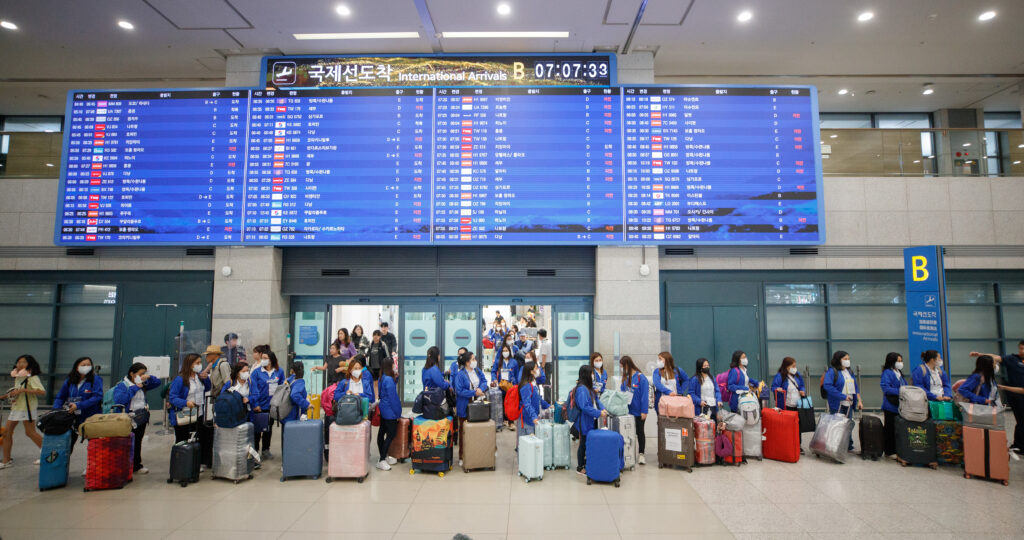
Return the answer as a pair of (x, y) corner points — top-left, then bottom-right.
(212, 422), (255, 483)
(487, 387), (504, 430)
(610, 415), (638, 471)
(810, 412), (855, 463)
(741, 419), (763, 460)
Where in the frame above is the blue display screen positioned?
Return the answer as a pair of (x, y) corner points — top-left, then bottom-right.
(55, 85), (824, 245)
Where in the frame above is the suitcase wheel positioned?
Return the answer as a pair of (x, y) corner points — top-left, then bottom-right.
(313, 475), (319, 480)
(964, 473), (971, 479)
(929, 463), (938, 470)
(180, 482), (188, 487)
(167, 479), (173, 484)
(325, 477), (333, 483)
(233, 479), (240, 484)
(437, 472), (444, 478)
(1002, 480), (1009, 486)
(357, 476), (364, 483)
(248, 474), (253, 480)
(280, 477), (285, 482)
(614, 480), (620, 487)
(586, 478), (591, 485)
(409, 469), (415, 475)
(524, 477), (530, 483)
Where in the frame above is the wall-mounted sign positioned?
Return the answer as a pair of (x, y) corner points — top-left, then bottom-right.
(904, 245), (949, 373)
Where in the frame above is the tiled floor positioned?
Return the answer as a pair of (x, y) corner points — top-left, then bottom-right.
(1, 414), (1022, 539)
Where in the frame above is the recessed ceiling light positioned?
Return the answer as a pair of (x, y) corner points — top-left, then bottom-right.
(737, 10), (753, 23)
(1014, 160), (1022, 165)
(913, 160), (920, 164)
(978, 11), (996, 21)
(1017, 143), (1024, 148)
(46, 163), (54, 167)
(857, 11), (874, 22)
(294, 31), (420, 40)
(922, 87), (934, 95)
(441, 31), (569, 38)
(496, 3), (511, 16)
(335, 4), (351, 16)
(830, 134), (838, 139)
(962, 142), (971, 147)
(837, 88), (849, 95)
(0, 20), (17, 30)
(117, 20), (135, 30)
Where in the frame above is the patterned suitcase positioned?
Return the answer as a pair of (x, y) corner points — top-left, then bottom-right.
(720, 429), (744, 465)
(610, 415), (638, 471)
(281, 419), (324, 481)
(462, 419), (497, 472)
(518, 434), (544, 482)
(212, 422), (255, 483)
(536, 420), (554, 469)
(387, 416), (411, 462)
(963, 426), (1009, 485)
(693, 416), (716, 465)
(935, 419), (964, 465)
(657, 416), (694, 471)
(761, 408), (799, 463)
(895, 416), (938, 469)
(39, 431), (73, 491)
(487, 387), (504, 429)
(551, 421), (572, 469)
(326, 420), (371, 482)
(586, 429), (624, 486)
(411, 416), (453, 475)
(84, 435), (133, 491)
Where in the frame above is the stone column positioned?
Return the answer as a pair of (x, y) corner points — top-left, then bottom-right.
(593, 246), (662, 381)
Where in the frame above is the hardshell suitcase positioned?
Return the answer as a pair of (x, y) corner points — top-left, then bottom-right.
(326, 420), (371, 483)
(551, 421), (572, 469)
(462, 419), (497, 472)
(935, 419), (964, 465)
(467, 401), (490, 423)
(84, 435), (133, 491)
(536, 420), (553, 469)
(895, 417), (938, 469)
(281, 419), (324, 481)
(720, 430), (744, 465)
(693, 416), (716, 466)
(761, 408), (800, 463)
(38, 431), (72, 491)
(586, 429), (624, 486)
(809, 412), (854, 463)
(518, 434), (544, 482)
(387, 416), (412, 462)
(741, 419), (763, 460)
(553, 401), (566, 424)
(610, 415), (637, 471)
(656, 416), (694, 471)
(963, 426), (1009, 485)
(169, 438), (201, 487)
(212, 422), (255, 483)
(411, 416), (453, 475)
(487, 387), (504, 429)
(859, 415), (884, 461)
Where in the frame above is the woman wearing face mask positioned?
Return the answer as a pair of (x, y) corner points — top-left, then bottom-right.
(421, 346), (450, 391)
(168, 353), (214, 468)
(491, 344), (519, 390)
(912, 350), (952, 402)
(251, 351), (283, 459)
(1, 355), (46, 470)
(726, 350), (760, 412)
(375, 356), (402, 471)
(333, 358), (375, 405)
(351, 324), (370, 357)
(958, 355), (1000, 405)
(653, 352), (689, 414)
(824, 350), (862, 451)
(879, 352), (907, 459)
(770, 357), (806, 410)
(518, 361), (550, 441)
(453, 351), (488, 464)
(447, 347), (468, 381)
(590, 353), (608, 393)
(572, 365), (607, 475)
(221, 362), (252, 406)
(689, 357), (721, 418)
(52, 357), (104, 456)
(111, 362), (161, 474)
(620, 355), (650, 465)
(282, 362), (311, 425)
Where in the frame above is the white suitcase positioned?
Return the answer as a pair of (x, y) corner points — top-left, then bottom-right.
(518, 435), (544, 482)
(536, 420), (554, 469)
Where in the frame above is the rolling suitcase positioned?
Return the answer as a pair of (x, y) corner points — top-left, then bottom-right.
(281, 419), (324, 481)
(858, 414), (884, 461)
(387, 416), (412, 462)
(169, 433), (201, 487)
(762, 408), (800, 463)
(462, 419), (496, 472)
(487, 387), (504, 430)
(411, 416), (453, 476)
(935, 419), (964, 465)
(518, 434), (544, 482)
(326, 420), (371, 483)
(963, 426), (1009, 486)
(718, 430), (744, 465)
(467, 400), (490, 422)
(586, 428), (624, 486)
(895, 416), (938, 469)
(741, 419), (763, 461)
(693, 416), (716, 466)
(656, 416), (694, 471)
(38, 430), (73, 491)
(551, 421), (572, 469)
(536, 420), (554, 469)
(84, 435), (133, 491)
(212, 422), (255, 483)
(809, 410), (855, 463)
(610, 415), (637, 471)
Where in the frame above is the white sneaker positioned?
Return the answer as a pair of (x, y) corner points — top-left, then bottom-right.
(458, 459), (463, 467)
(638, 455), (646, 465)
(81, 469), (87, 477)
(376, 460), (391, 471)
(33, 459), (40, 465)
(386, 456), (397, 465)
(0, 460), (13, 470)
(199, 465), (206, 473)
(138, 467), (149, 474)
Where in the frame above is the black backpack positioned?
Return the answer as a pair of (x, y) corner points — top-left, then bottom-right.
(413, 387), (449, 420)
(36, 408), (76, 435)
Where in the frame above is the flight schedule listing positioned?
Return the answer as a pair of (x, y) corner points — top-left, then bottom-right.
(58, 90), (247, 243)
(432, 87), (623, 243)
(621, 86), (822, 244)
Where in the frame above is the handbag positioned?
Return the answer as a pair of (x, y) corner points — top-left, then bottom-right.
(958, 401), (1005, 429)
(176, 408), (198, 426)
(251, 411), (270, 433)
(796, 397), (816, 433)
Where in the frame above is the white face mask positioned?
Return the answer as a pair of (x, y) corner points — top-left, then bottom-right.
(788, 367), (797, 375)
(240, 371), (250, 381)
(78, 365), (92, 375)
(351, 370), (361, 380)
(533, 371), (540, 380)
(193, 363), (202, 373)
(469, 360), (478, 370)
(740, 357), (748, 367)
(134, 375), (143, 385)
(503, 351), (510, 358)
(594, 361), (603, 370)
(841, 359), (851, 369)
(936, 359), (943, 368)
(657, 359), (665, 369)
(993, 364), (1000, 374)
(260, 358), (269, 368)
(894, 362), (904, 371)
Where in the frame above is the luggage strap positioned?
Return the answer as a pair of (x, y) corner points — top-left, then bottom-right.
(983, 429), (990, 478)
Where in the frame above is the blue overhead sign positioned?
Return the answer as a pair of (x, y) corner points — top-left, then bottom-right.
(903, 246), (949, 373)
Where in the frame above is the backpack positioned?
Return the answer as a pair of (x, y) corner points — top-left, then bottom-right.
(412, 387), (448, 420)
(321, 383), (338, 417)
(269, 379), (293, 421)
(36, 408), (76, 435)
(209, 359), (231, 398)
(567, 385), (580, 423)
(737, 391), (760, 425)
(898, 385), (929, 422)
(819, 369), (835, 400)
(213, 390), (247, 428)
(101, 386), (116, 414)
(504, 384), (521, 421)
(334, 394), (363, 425)
(716, 372), (731, 407)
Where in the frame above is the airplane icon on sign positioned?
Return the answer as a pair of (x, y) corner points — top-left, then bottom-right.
(273, 62), (296, 85)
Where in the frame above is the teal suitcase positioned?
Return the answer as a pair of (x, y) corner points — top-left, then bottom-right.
(551, 422), (572, 469)
(536, 420), (553, 469)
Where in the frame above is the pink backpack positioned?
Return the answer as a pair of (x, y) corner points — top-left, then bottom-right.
(321, 383), (338, 417)
(716, 372), (732, 406)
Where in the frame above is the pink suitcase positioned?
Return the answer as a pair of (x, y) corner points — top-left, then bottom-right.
(326, 420), (371, 483)
(659, 395), (694, 418)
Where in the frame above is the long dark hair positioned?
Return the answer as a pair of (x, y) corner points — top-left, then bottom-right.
(230, 362), (249, 384)
(830, 350), (849, 372)
(696, 357), (712, 384)
(496, 344), (513, 371)
(290, 360), (305, 379)
(519, 361), (538, 393)
(729, 350), (745, 370)
(620, 355), (641, 383)
(577, 364), (596, 400)
(14, 354), (42, 377)
(337, 328), (351, 346)
(777, 357), (796, 377)
(458, 351), (473, 371)
(381, 354), (396, 380)
(922, 349), (940, 369)
(589, 351), (604, 373)
(352, 324), (364, 341)
(68, 356), (95, 385)
(178, 353), (201, 388)
(883, 352), (903, 373)
(425, 346), (441, 370)
(266, 351), (280, 370)
(658, 351), (676, 379)
(973, 355), (995, 384)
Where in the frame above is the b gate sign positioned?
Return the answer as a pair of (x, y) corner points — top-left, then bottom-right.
(903, 246), (950, 373)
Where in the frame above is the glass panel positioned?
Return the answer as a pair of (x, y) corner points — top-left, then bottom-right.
(1001, 306), (1024, 340)
(829, 306), (907, 339)
(876, 113), (930, 129)
(948, 340), (1000, 379)
(766, 341), (828, 374)
(1001, 284), (1024, 303)
(819, 113), (872, 129)
(831, 341), (906, 376)
(402, 310), (437, 403)
(859, 376), (882, 411)
(293, 311), (326, 392)
(0, 340), (52, 373)
(946, 305), (998, 339)
(0, 306), (54, 338)
(765, 284), (823, 305)
(0, 284), (55, 303)
(2, 116), (62, 132)
(57, 305), (115, 339)
(61, 284), (117, 304)
(983, 112), (1021, 129)
(828, 283), (904, 304)
(443, 310), (477, 362)
(945, 283), (994, 304)
(766, 306), (826, 339)
(55, 340), (113, 375)
(556, 311), (590, 402)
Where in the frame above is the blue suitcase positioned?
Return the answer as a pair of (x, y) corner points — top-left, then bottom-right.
(281, 419), (323, 481)
(585, 429), (624, 487)
(39, 431), (73, 491)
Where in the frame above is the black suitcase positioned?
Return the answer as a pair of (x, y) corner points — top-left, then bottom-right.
(467, 401), (490, 422)
(168, 439), (201, 487)
(859, 415), (884, 460)
(895, 416), (938, 469)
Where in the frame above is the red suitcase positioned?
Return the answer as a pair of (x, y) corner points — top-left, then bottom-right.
(963, 426), (1009, 486)
(84, 435), (133, 491)
(762, 407), (800, 463)
(719, 430), (744, 465)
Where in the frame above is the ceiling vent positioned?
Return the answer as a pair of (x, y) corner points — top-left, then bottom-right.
(664, 247), (695, 256)
(527, 268), (557, 277)
(186, 247), (214, 256)
(65, 248), (94, 256)
(789, 247), (819, 255)
(321, 269), (351, 277)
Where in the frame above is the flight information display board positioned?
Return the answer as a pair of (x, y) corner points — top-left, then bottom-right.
(55, 84), (824, 246)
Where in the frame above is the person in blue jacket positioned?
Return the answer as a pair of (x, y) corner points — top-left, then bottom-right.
(572, 365), (607, 475)
(446, 346), (468, 381)
(689, 357), (722, 418)
(824, 350), (862, 450)
(726, 350), (760, 412)
(590, 352), (609, 393)
(375, 358), (402, 471)
(421, 346), (450, 391)
(53, 356), (104, 456)
(620, 355), (650, 465)
(524, 351), (547, 386)
(283, 361), (311, 424)
(251, 351), (284, 459)
(958, 354), (999, 405)
(453, 350), (488, 464)
(518, 361), (550, 438)
(491, 343), (519, 387)
(879, 352), (906, 459)
(912, 349), (952, 402)
(111, 361), (161, 474)
(769, 356), (806, 410)
(219, 362), (252, 410)
(168, 353), (214, 467)
(653, 351), (688, 414)
(334, 357), (375, 405)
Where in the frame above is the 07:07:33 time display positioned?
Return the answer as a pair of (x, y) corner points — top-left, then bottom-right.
(532, 62), (609, 80)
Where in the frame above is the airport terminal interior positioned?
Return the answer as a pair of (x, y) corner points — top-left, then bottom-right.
(1, 1), (1024, 539)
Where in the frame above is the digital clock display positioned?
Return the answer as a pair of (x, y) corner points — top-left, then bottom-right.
(531, 61), (611, 81)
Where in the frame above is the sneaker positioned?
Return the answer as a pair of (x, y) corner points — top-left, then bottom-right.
(458, 459), (463, 467)
(199, 465), (206, 473)
(888, 453), (899, 461)
(576, 468), (586, 476)
(0, 460), (13, 470)
(137, 467), (149, 475)
(33, 459), (40, 465)
(81, 469), (87, 477)
(263, 450), (273, 460)
(1011, 446), (1023, 455)
(386, 456), (397, 465)
(376, 460), (391, 471)
(638, 455), (646, 465)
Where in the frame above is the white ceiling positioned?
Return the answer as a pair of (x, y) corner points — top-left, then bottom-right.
(0, 0), (1021, 116)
